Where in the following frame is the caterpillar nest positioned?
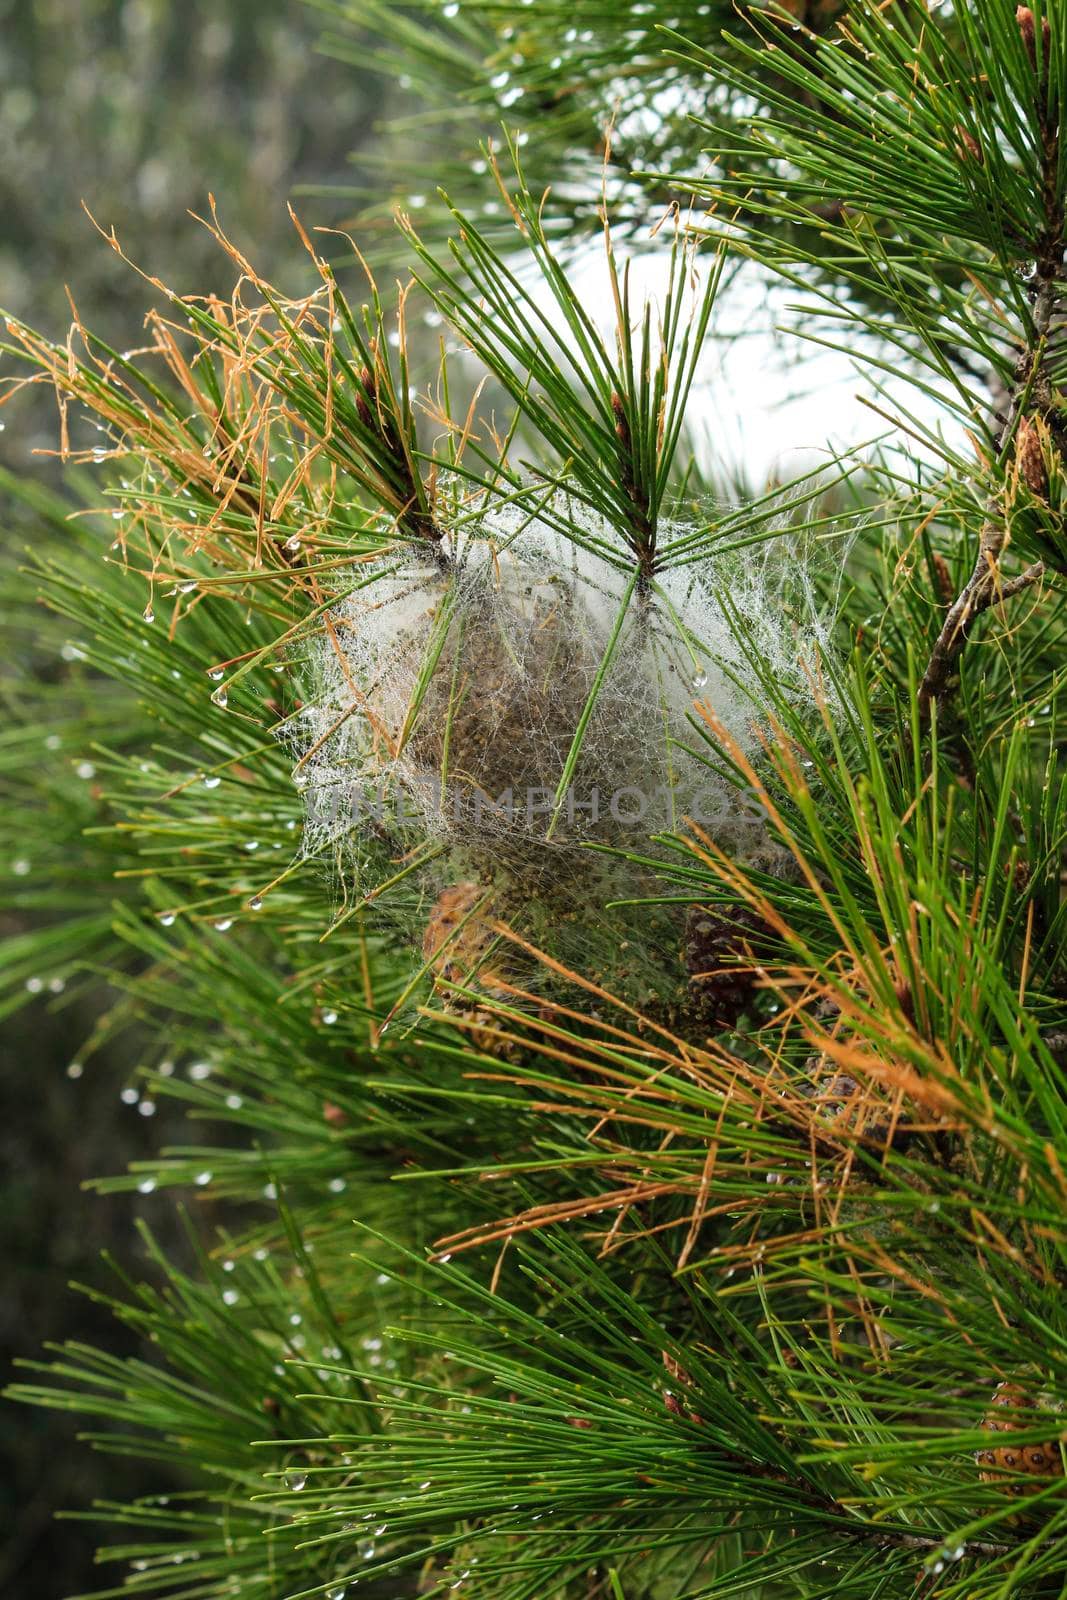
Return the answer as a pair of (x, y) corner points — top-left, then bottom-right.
(289, 493), (831, 900)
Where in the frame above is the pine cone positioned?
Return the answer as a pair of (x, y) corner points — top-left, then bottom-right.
(954, 125), (984, 165)
(662, 1350), (697, 1389)
(798, 1070), (897, 1145)
(1017, 6), (1052, 68)
(975, 1380), (1065, 1485)
(683, 904), (766, 1028)
(423, 883), (520, 1058)
(1016, 415), (1050, 499)
(423, 882), (498, 987)
(461, 1005), (521, 1059)
(661, 1352), (704, 1425)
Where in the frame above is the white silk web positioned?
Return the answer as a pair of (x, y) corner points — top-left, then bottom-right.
(287, 491), (835, 891)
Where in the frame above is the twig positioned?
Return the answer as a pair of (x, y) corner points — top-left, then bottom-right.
(917, 548), (1046, 715)
(918, 269), (1055, 718)
(919, 42), (1062, 718)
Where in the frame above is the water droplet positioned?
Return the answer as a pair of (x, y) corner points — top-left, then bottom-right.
(137, 1178), (157, 1195)
(12, 858), (30, 876)
(157, 911), (177, 926)
(222, 1288), (239, 1306)
(76, 761), (96, 780)
(143, 604), (155, 624)
(226, 1094), (243, 1110)
(327, 1587), (346, 1600)
(195, 1170), (212, 1186)
(322, 1009), (338, 1025)
(189, 1061), (212, 1080)
(248, 896), (264, 911)
(285, 535), (302, 552)
(67, 1061), (83, 1079)
(214, 917), (233, 932)
(138, 1100), (156, 1117)
(243, 840), (259, 852)
(692, 669), (708, 689)
(212, 687), (228, 708)
(203, 774), (222, 789)
(285, 1471), (307, 1492)
(329, 1178), (346, 1193)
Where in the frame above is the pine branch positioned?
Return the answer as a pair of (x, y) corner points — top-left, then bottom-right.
(917, 549), (1046, 714)
(919, 110), (1063, 718)
(4, 7), (1067, 1600)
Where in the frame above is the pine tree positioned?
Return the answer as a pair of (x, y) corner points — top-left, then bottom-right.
(4, 3), (1067, 1598)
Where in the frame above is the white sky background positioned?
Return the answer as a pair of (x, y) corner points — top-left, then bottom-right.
(548, 237), (968, 488)
(560, 65), (970, 486)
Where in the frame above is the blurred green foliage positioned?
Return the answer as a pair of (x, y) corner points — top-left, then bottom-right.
(0, 4), (381, 1593)
(0, 0), (378, 463)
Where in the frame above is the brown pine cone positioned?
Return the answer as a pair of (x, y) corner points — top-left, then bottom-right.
(423, 882), (497, 986)
(662, 1350), (697, 1389)
(954, 125), (984, 165)
(1016, 415), (1050, 499)
(1017, 6), (1052, 68)
(976, 1380), (1065, 1485)
(683, 904), (766, 1028)
(422, 883), (523, 1059)
(798, 1070), (899, 1146)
